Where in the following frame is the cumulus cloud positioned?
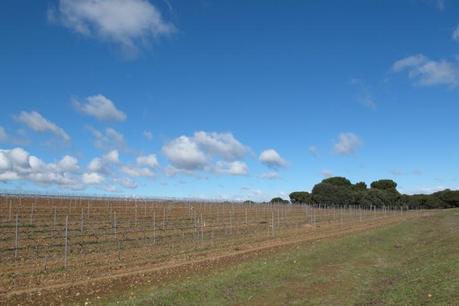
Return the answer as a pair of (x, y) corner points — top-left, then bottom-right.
(104, 150), (120, 164)
(162, 131), (250, 176)
(334, 132), (362, 155)
(0, 147), (82, 188)
(15, 111), (70, 141)
(114, 177), (137, 189)
(193, 131), (249, 161)
(162, 136), (209, 171)
(73, 95), (126, 122)
(89, 127), (125, 150)
(0, 147), (162, 191)
(259, 149), (287, 168)
(216, 161), (248, 176)
(392, 54), (459, 87)
(58, 155), (80, 172)
(121, 165), (154, 177)
(49, 0), (175, 55)
(88, 150), (120, 174)
(136, 154), (159, 168)
(119, 153), (159, 178)
(82, 172), (104, 185)
(88, 158), (103, 173)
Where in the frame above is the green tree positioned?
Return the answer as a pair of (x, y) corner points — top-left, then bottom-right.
(321, 176), (352, 187)
(270, 197), (290, 204)
(432, 189), (459, 208)
(403, 194), (447, 209)
(311, 180), (355, 206)
(289, 192), (312, 204)
(353, 181), (367, 191)
(370, 179), (398, 191)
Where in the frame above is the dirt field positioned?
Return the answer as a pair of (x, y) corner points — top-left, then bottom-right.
(111, 209), (456, 306)
(0, 195), (424, 305)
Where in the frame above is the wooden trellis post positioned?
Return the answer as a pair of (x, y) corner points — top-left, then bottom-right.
(114, 211), (117, 239)
(201, 213), (204, 241)
(153, 212), (156, 244)
(9, 200), (12, 221)
(64, 215), (68, 268)
(30, 201), (34, 225)
(80, 208), (84, 233)
(53, 207), (57, 231)
(15, 214), (18, 258)
(245, 206), (248, 226)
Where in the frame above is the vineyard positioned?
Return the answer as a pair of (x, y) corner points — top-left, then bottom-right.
(0, 194), (422, 304)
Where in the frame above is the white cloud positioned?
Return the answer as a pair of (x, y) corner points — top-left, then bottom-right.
(0, 147), (82, 188)
(114, 177), (137, 189)
(162, 132), (250, 175)
(88, 157), (103, 173)
(9, 147), (29, 168)
(118, 153), (158, 178)
(82, 172), (104, 184)
(259, 149), (287, 168)
(15, 111), (70, 141)
(0, 127), (7, 142)
(0, 171), (20, 181)
(334, 132), (362, 155)
(104, 150), (120, 164)
(121, 165), (154, 177)
(260, 171), (279, 180)
(392, 54), (459, 87)
(137, 154), (159, 168)
(193, 131), (249, 161)
(453, 25), (459, 42)
(87, 150), (119, 174)
(162, 136), (208, 171)
(0, 154), (11, 171)
(216, 161), (248, 176)
(50, 0), (175, 55)
(58, 155), (80, 172)
(73, 95), (126, 122)
(227, 161), (248, 176)
(143, 130), (153, 141)
(90, 127), (125, 150)
(0, 147), (158, 191)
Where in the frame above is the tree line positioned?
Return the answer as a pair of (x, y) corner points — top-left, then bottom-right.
(269, 177), (459, 209)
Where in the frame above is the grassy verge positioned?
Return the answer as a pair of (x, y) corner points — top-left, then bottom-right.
(102, 210), (458, 305)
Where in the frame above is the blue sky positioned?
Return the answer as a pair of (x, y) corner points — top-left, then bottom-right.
(1, 0), (458, 200)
